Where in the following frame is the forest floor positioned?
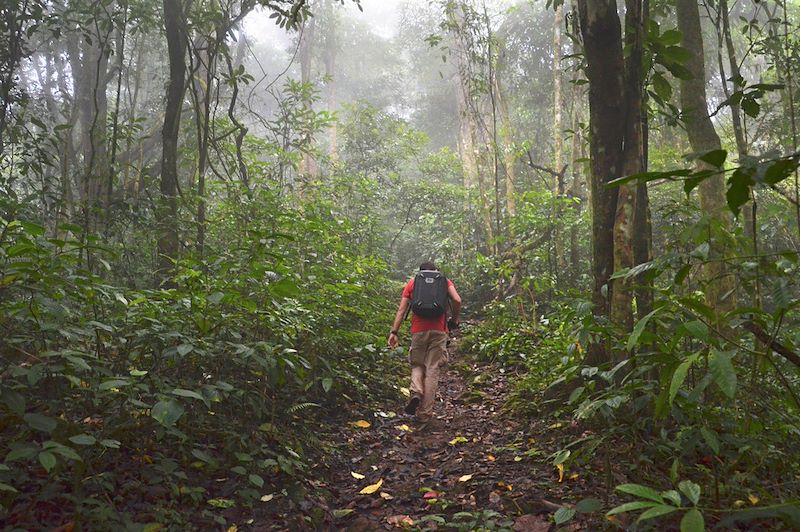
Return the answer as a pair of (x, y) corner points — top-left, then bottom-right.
(262, 338), (612, 531)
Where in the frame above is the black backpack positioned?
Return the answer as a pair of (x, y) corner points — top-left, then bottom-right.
(409, 270), (449, 319)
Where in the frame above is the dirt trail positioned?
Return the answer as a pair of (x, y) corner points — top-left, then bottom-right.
(322, 341), (592, 531)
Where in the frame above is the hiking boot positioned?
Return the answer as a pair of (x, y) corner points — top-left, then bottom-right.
(404, 395), (421, 415)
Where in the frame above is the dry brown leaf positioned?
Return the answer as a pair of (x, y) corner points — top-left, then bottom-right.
(486, 454), (496, 462)
(386, 515), (414, 527)
(748, 494), (759, 505)
(512, 514), (551, 532)
(380, 491), (394, 500)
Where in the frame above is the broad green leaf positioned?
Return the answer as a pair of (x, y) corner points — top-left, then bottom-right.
(663, 490), (682, 506)
(38, 451), (57, 472)
(0, 482), (17, 492)
(575, 498), (602, 513)
(727, 169), (753, 216)
(697, 149), (727, 167)
(683, 320), (709, 343)
(607, 501), (659, 515)
(100, 439), (120, 448)
(207, 498), (235, 508)
(680, 508), (705, 532)
(69, 434), (96, 446)
(628, 307), (661, 351)
(700, 427), (720, 455)
(322, 378), (333, 393)
(270, 278), (299, 298)
(741, 98), (760, 118)
(1, 389), (25, 415)
(176, 344), (194, 356)
(660, 29), (682, 46)
(6, 446), (37, 461)
(249, 474), (264, 488)
(24, 413), (57, 433)
(764, 157), (798, 185)
(151, 399), (185, 427)
(709, 350), (737, 398)
(554, 507), (576, 524)
(639, 504), (678, 521)
(172, 388), (205, 402)
(652, 72), (672, 101)
(98, 379), (130, 391)
(616, 484), (664, 503)
(662, 45), (693, 64)
(669, 356), (697, 404)
(679, 480), (702, 505)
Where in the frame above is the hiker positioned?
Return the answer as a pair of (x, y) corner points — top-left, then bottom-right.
(387, 261), (461, 421)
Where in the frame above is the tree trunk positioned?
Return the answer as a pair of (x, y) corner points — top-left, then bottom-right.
(577, 0), (626, 363)
(159, 0), (188, 282)
(494, 68), (516, 217)
(676, 0), (737, 319)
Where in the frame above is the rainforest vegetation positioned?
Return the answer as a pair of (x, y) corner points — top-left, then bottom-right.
(2, 0), (800, 529)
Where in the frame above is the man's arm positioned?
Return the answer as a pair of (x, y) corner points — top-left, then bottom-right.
(388, 297), (410, 348)
(448, 284), (462, 323)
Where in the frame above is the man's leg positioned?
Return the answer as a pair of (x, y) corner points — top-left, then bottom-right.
(406, 333), (427, 414)
(417, 331), (447, 418)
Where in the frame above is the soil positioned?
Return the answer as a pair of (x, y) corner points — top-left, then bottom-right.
(304, 339), (604, 531)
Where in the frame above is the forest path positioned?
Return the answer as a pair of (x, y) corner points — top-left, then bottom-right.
(322, 339), (591, 531)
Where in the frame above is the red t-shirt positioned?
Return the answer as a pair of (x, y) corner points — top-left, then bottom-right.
(403, 277), (455, 333)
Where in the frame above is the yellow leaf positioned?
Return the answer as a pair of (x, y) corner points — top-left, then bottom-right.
(557, 463), (565, 483)
(353, 420), (371, 428)
(733, 500), (746, 508)
(227, 526), (237, 532)
(748, 494), (759, 505)
(449, 436), (468, 445)
(486, 454), (496, 462)
(351, 472), (365, 480)
(548, 422), (563, 429)
(380, 492), (394, 500)
(569, 473), (579, 480)
(514, 456), (523, 462)
(359, 478), (383, 495)
(260, 494), (274, 502)
(399, 387), (410, 398)
(397, 424), (411, 431)
(458, 474), (473, 482)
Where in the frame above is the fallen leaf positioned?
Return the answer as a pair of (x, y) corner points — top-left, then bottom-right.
(512, 513), (551, 532)
(423, 491), (442, 499)
(489, 491), (501, 504)
(399, 387), (410, 397)
(359, 478), (383, 494)
(496, 481), (513, 491)
(351, 472), (365, 480)
(569, 473), (579, 480)
(380, 492), (394, 500)
(333, 509), (354, 518)
(748, 494), (759, 505)
(387, 515), (414, 527)
(397, 424), (411, 431)
(353, 420), (371, 428)
(733, 500), (746, 508)
(260, 494), (274, 502)
(458, 474), (473, 482)
(449, 436), (468, 445)
(548, 422), (563, 429)
(557, 463), (565, 483)
(486, 455), (496, 462)
(514, 456), (523, 462)
(226, 526), (237, 532)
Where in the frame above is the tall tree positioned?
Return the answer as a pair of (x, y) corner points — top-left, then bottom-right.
(676, 0), (737, 319)
(159, 0), (189, 281)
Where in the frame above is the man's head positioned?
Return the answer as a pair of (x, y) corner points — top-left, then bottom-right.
(419, 261), (437, 271)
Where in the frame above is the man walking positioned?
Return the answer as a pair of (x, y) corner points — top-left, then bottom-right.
(388, 262), (461, 422)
